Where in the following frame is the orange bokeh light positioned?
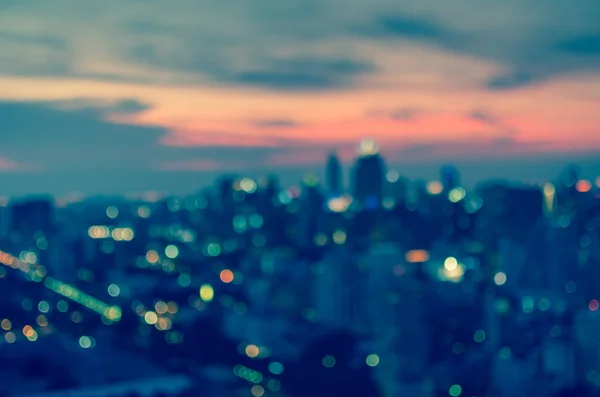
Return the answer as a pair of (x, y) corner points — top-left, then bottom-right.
(220, 269), (234, 284)
(576, 180), (592, 193)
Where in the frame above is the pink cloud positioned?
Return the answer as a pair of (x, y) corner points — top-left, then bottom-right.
(160, 129), (289, 147)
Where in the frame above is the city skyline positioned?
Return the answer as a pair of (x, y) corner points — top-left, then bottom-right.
(1, 0), (600, 194)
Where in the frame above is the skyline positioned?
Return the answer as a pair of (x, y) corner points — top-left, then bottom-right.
(1, 0), (600, 194)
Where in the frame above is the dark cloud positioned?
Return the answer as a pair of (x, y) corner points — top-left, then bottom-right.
(0, 101), (164, 169)
(391, 108), (422, 120)
(354, 11), (600, 90)
(253, 119), (301, 128)
(354, 15), (456, 43)
(229, 57), (374, 90)
(0, 101), (293, 172)
(0, 32), (66, 50)
(468, 109), (518, 135)
(133, 41), (376, 89)
(554, 34), (600, 55)
(0, 32), (71, 77)
(47, 98), (152, 117)
(486, 72), (535, 90)
(366, 107), (424, 120)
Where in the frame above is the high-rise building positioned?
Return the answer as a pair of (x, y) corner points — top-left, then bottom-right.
(440, 165), (460, 192)
(352, 139), (385, 208)
(326, 151), (343, 195)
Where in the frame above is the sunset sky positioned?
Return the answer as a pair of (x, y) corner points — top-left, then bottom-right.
(1, 0), (599, 195)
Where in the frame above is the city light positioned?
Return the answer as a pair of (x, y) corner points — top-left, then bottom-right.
(366, 354), (380, 367)
(576, 180), (592, 193)
(220, 269), (234, 283)
(444, 257), (458, 271)
(245, 344), (260, 358)
(427, 181), (443, 195)
(406, 250), (430, 263)
(494, 272), (507, 286)
(448, 187), (466, 203)
(199, 284), (214, 302)
(44, 277), (122, 322)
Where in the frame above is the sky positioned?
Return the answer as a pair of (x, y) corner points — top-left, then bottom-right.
(1, 0), (599, 195)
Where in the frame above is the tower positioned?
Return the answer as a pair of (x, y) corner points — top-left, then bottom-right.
(440, 165), (460, 192)
(326, 151), (343, 195)
(352, 138), (385, 208)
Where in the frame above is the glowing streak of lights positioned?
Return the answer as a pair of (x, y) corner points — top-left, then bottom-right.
(1, 250), (121, 321)
(44, 277), (122, 321)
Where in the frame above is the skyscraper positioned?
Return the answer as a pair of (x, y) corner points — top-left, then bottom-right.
(352, 138), (385, 208)
(440, 165), (460, 192)
(326, 151), (343, 195)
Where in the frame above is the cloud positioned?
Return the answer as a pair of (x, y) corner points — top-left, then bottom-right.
(47, 98), (151, 117)
(0, 101), (280, 172)
(253, 119), (302, 128)
(353, 8), (600, 90)
(133, 43), (376, 89)
(0, 32), (71, 77)
(228, 57), (374, 90)
(1, 0), (598, 92)
(390, 108), (422, 120)
(467, 109), (518, 135)
(366, 108), (425, 120)
(554, 34), (600, 55)
(354, 15), (456, 43)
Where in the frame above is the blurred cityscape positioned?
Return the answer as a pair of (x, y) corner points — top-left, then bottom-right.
(1, 138), (600, 397)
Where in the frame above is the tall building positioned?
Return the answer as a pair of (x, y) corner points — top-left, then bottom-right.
(352, 139), (385, 208)
(440, 165), (460, 192)
(326, 151), (343, 195)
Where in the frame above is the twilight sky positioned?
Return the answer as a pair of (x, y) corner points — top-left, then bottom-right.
(1, 0), (599, 195)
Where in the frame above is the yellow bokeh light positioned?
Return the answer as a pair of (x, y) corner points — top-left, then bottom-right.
(427, 181), (443, 195)
(251, 385), (265, 397)
(144, 311), (158, 325)
(448, 187), (466, 203)
(333, 230), (347, 245)
(441, 263), (466, 283)
(240, 178), (257, 193)
(1, 319), (11, 331)
(121, 228), (134, 241)
(245, 344), (260, 358)
(146, 250), (159, 264)
(199, 284), (214, 302)
(165, 245), (179, 259)
(543, 183), (556, 196)
(444, 257), (458, 271)
(23, 325), (34, 337)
